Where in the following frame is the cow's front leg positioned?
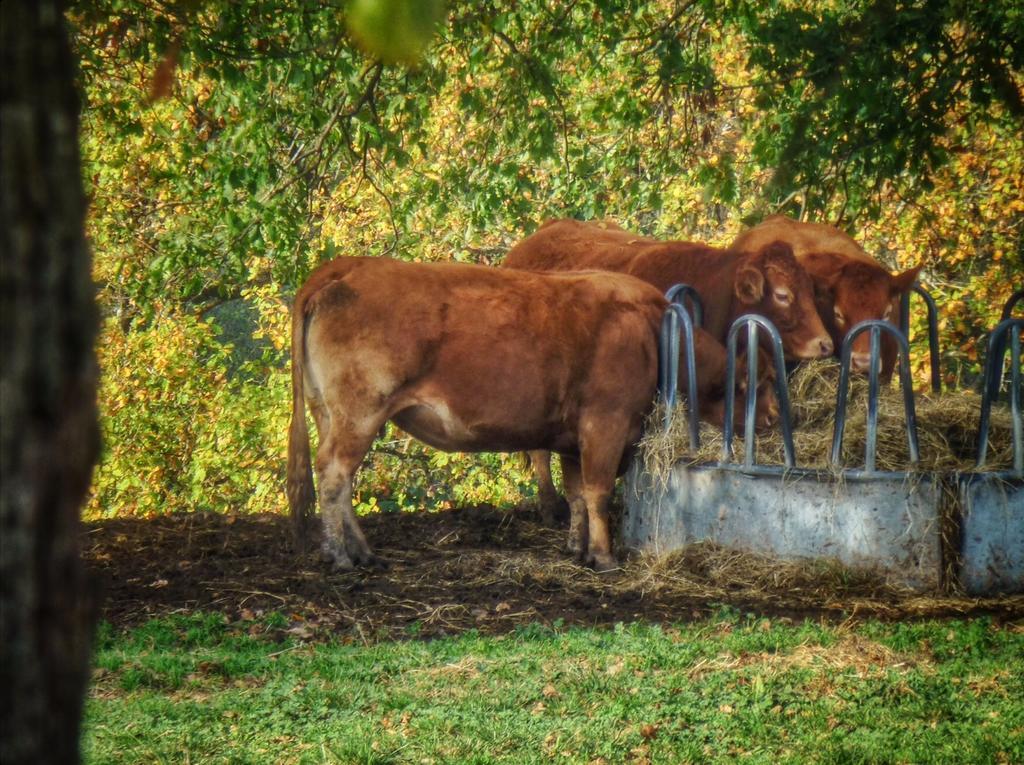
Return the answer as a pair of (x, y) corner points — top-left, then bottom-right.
(581, 486), (616, 573)
(579, 419), (628, 573)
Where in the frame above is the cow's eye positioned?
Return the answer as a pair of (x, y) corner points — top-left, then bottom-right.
(773, 288), (792, 306)
(834, 307), (846, 326)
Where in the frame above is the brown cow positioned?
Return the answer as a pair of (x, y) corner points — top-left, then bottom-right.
(730, 215), (922, 378)
(504, 218), (833, 360)
(505, 218), (805, 524)
(287, 256), (667, 572)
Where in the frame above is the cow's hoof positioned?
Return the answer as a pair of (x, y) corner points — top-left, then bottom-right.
(539, 497), (571, 527)
(358, 551), (389, 570)
(567, 540), (585, 561)
(321, 545), (355, 572)
(589, 554), (619, 574)
(345, 540), (388, 570)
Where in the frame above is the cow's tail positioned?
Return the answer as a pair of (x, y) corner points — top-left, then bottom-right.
(287, 289), (316, 551)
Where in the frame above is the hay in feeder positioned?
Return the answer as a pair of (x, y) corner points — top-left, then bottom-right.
(640, 360), (1020, 477)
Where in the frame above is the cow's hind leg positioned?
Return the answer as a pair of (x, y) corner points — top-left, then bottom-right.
(316, 426), (383, 571)
(559, 455), (587, 558)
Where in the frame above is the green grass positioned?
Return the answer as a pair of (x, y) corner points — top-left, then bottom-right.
(83, 611), (1024, 764)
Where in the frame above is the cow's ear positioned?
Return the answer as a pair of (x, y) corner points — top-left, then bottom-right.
(890, 264), (923, 296)
(735, 265), (764, 304)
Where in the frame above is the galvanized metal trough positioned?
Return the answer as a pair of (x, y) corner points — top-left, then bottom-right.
(622, 288), (1023, 595)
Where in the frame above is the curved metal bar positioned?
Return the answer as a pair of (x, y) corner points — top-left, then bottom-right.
(664, 283), (704, 329)
(722, 314), (795, 468)
(744, 321), (759, 457)
(658, 308), (680, 413)
(1014, 328), (1023, 474)
(658, 303), (701, 448)
(1002, 289), (1024, 321)
(917, 285), (941, 393)
(865, 328), (881, 472)
(976, 318), (1024, 473)
(977, 321), (1006, 468)
(831, 320), (919, 472)
(899, 282), (941, 393)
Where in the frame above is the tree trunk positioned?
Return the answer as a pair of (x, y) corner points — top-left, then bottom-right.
(1, 1), (100, 762)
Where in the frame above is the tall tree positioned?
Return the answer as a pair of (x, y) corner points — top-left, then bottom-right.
(1, 0), (100, 761)
(737, 0), (1024, 220)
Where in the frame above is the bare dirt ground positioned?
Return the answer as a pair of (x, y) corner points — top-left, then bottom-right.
(83, 505), (1023, 641)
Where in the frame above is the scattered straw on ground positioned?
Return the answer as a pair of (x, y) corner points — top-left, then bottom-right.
(83, 509), (1023, 643)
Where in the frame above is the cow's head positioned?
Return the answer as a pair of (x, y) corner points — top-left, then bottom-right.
(803, 252), (922, 372)
(733, 241), (833, 360)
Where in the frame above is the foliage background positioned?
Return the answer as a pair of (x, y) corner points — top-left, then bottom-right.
(69, 0), (1022, 520)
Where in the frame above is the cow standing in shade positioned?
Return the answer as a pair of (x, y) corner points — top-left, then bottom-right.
(730, 215), (922, 379)
(287, 256), (669, 572)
